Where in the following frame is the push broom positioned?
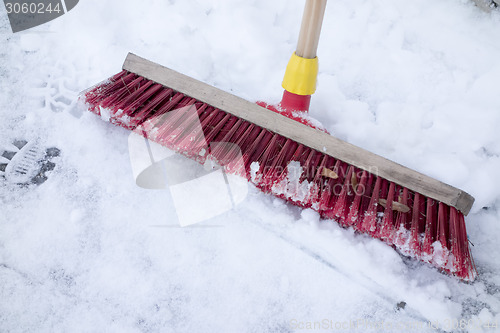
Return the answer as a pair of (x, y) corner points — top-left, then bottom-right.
(82, 0), (476, 281)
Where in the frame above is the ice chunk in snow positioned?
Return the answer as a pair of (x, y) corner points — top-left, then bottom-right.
(99, 106), (111, 122)
(250, 161), (260, 183)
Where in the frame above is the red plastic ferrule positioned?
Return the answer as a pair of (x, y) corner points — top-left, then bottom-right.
(279, 90), (311, 113)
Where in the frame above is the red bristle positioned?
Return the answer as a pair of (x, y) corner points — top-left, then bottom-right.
(293, 144), (310, 163)
(116, 84), (165, 128)
(378, 179), (389, 216)
(276, 140), (300, 174)
(314, 155), (331, 181)
(216, 121), (257, 176)
(154, 97), (197, 140)
(245, 130), (275, 171)
(346, 170), (368, 227)
(430, 202), (450, 269)
(226, 124), (256, 175)
(318, 156), (340, 209)
(213, 117), (241, 144)
(318, 160), (341, 213)
(403, 189), (412, 230)
(210, 118), (244, 161)
(417, 193), (427, 234)
(130, 88), (175, 128)
(232, 123), (256, 149)
(160, 101), (203, 148)
(171, 103), (213, 154)
(99, 70), (129, 89)
(256, 135), (285, 179)
(456, 212), (476, 280)
(196, 106), (221, 131)
(354, 172), (375, 228)
(115, 79), (155, 111)
(153, 92), (186, 119)
(214, 118), (245, 146)
(109, 70), (130, 82)
(298, 150), (322, 207)
(121, 83), (164, 116)
(379, 182), (396, 244)
(264, 144), (309, 200)
(422, 198), (437, 260)
(298, 150), (319, 206)
(409, 192), (422, 257)
(229, 123), (259, 170)
(233, 125), (264, 174)
(101, 76), (144, 111)
(359, 176), (381, 236)
(449, 207), (460, 272)
(331, 166), (354, 225)
(203, 113), (235, 148)
(302, 154), (329, 208)
(173, 106), (221, 155)
(273, 146), (315, 205)
(306, 152), (322, 182)
(314, 155), (329, 180)
(92, 74), (139, 119)
(173, 102), (210, 136)
(177, 96), (196, 109)
(437, 202), (449, 251)
(85, 71), (133, 108)
(299, 149), (316, 179)
(323, 162), (350, 219)
(393, 187), (410, 248)
(262, 139), (298, 190)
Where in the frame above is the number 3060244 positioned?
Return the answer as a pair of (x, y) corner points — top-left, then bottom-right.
(5, 2), (62, 14)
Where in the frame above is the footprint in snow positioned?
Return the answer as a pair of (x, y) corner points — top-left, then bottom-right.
(0, 139), (60, 186)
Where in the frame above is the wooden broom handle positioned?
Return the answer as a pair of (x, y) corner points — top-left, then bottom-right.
(296, 0), (327, 59)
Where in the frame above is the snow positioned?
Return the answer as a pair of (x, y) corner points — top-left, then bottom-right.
(1, 0), (500, 332)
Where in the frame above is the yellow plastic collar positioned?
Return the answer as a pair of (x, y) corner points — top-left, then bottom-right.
(282, 52), (319, 96)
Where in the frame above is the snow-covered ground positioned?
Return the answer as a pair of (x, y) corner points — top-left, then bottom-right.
(1, 0), (500, 332)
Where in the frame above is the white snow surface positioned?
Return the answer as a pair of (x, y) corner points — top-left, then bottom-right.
(1, 1), (500, 332)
